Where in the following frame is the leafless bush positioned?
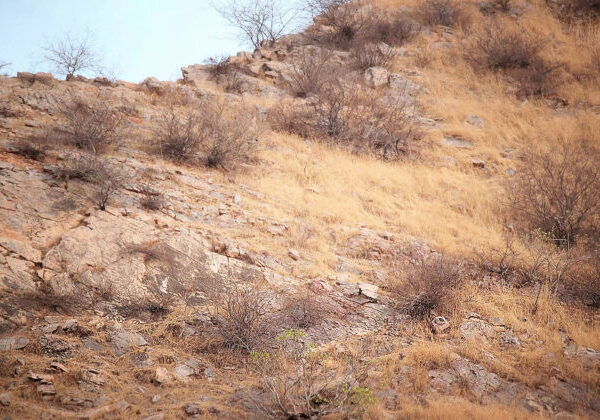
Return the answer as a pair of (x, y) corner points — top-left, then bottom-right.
(154, 101), (259, 168)
(251, 329), (363, 419)
(0, 62), (9, 75)
(56, 153), (122, 210)
(154, 105), (202, 162)
(10, 139), (46, 161)
(204, 56), (246, 93)
(213, 0), (298, 48)
(42, 30), (102, 78)
(307, 0), (374, 48)
(286, 48), (338, 97)
(511, 59), (562, 98)
(393, 255), (463, 319)
(351, 42), (395, 70)
(363, 14), (420, 46)
(569, 248), (600, 308)
(200, 101), (260, 168)
(209, 282), (272, 351)
(507, 138), (600, 247)
(52, 91), (124, 154)
(268, 99), (315, 135)
(547, 0), (600, 19)
(280, 292), (326, 329)
(467, 22), (546, 70)
(417, 0), (470, 28)
(270, 83), (417, 159)
(139, 191), (166, 211)
(476, 229), (521, 280)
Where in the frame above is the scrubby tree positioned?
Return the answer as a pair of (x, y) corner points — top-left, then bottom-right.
(42, 31), (102, 79)
(213, 0), (299, 48)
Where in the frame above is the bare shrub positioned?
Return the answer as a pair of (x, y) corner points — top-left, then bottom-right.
(511, 59), (562, 98)
(56, 153), (122, 210)
(351, 42), (395, 70)
(10, 139), (46, 161)
(154, 105), (202, 162)
(0, 62), (9, 75)
(270, 83), (417, 159)
(251, 329), (367, 419)
(52, 91), (124, 154)
(209, 281), (272, 351)
(200, 101), (260, 168)
(154, 101), (259, 168)
(417, 0), (470, 28)
(286, 48), (338, 97)
(42, 30), (102, 78)
(569, 248), (600, 308)
(393, 255), (463, 319)
(139, 191), (166, 211)
(307, 0), (374, 48)
(280, 292), (326, 329)
(203, 56), (246, 93)
(213, 0), (298, 48)
(507, 138), (600, 247)
(364, 14), (420, 46)
(548, 0), (600, 20)
(466, 22), (561, 97)
(467, 22), (546, 70)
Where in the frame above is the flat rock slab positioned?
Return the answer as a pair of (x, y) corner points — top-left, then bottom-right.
(0, 336), (29, 351)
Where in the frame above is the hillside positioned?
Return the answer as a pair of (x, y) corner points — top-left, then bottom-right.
(0, 0), (599, 418)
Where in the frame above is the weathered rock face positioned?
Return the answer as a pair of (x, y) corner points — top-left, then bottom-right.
(364, 67), (390, 88)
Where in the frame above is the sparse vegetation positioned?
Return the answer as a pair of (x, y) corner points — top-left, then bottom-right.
(286, 48), (338, 97)
(42, 30), (102, 78)
(251, 329), (362, 419)
(351, 42), (395, 70)
(10, 139), (46, 161)
(417, 0), (470, 28)
(507, 137), (600, 247)
(52, 91), (124, 154)
(55, 152), (122, 210)
(209, 281), (272, 351)
(154, 100), (259, 168)
(214, 0), (298, 48)
(392, 255), (463, 319)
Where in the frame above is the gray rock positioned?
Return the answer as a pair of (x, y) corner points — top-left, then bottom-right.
(358, 283), (378, 300)
(470, 159), (486, 169)
(288, 249), (300, 261)
(465, 114), (484, 128)
(110, 331), (148, 356)
(364, 67), (389, 88)
(173, 364), (196, 381)
(185, 403), (201, 415)
(442, 137), (473, 149)
(151, 394), (161, 403)
(155, 367), (171, 384)
(460, 319), (495, 343)
(432, 316), (450, 334)
(0, 392), (10, 406)
(499, 331), (521, 347)
(388, 74), (420, 95)
(0, 337), (29, 351)
(142, 414), (165, 420)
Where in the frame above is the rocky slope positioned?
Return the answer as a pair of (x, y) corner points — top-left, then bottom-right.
(1, 1), (600, 419)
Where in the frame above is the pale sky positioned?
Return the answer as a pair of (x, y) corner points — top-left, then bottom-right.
(0, 0), (272, 82)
